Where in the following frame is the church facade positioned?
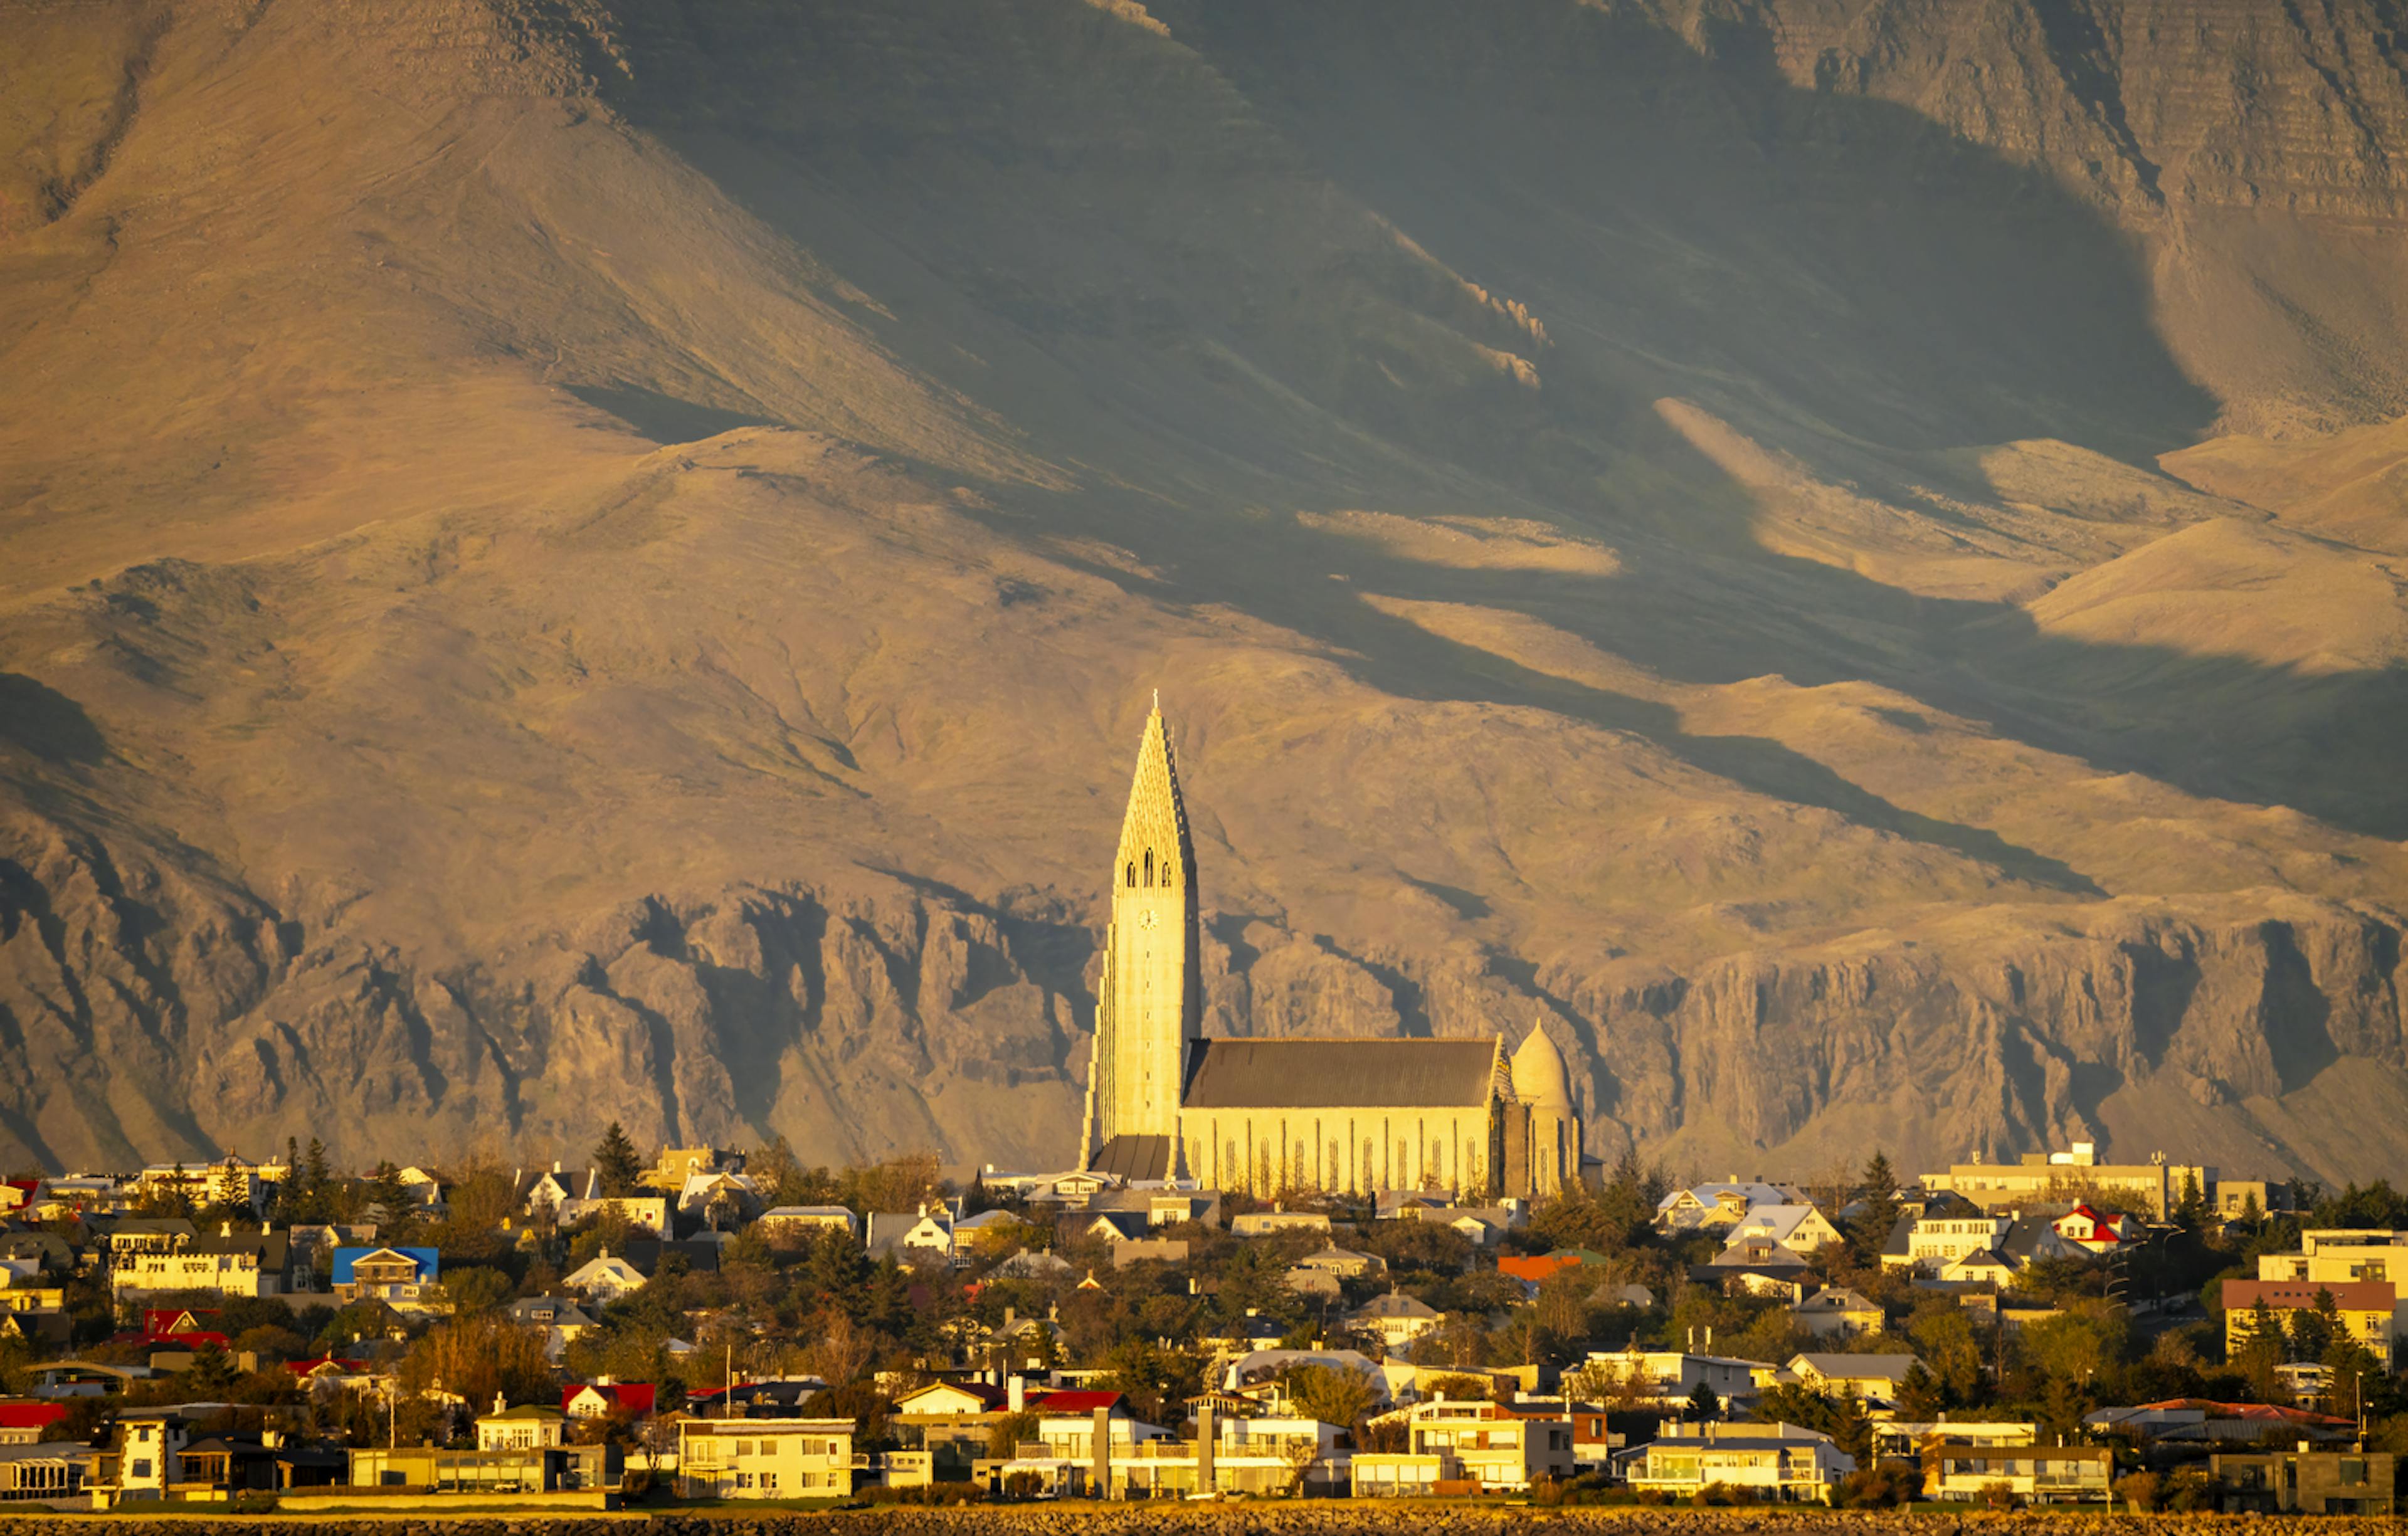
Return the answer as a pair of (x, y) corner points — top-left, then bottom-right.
(1076, 701), (1584, 1200)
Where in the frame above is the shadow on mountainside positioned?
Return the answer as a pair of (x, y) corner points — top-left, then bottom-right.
(577, 0), (2408, 843)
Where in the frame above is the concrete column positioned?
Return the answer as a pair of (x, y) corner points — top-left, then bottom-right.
(1196, 1404), (1215, 1495)
(1091, 1406), (1112, 1500)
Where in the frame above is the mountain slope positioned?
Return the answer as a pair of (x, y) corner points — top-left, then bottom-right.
(1, 0), (2405, 1181)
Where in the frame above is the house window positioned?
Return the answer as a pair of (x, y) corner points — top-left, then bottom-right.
(736, 1471), (753, 1489)
(2340, 1460), (2367, 1486)
(761, 1472), (779, 1490)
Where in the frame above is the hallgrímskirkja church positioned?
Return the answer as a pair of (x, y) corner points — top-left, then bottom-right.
(1076, 699), (1585, 1201)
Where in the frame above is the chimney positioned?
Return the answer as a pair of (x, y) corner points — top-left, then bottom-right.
(598, 1374), (613, 1387)
(219, 1220), (231, 1238)
(1090, 1406), (1112, 1499)
(494, 1391), (507, 1414)
(261, 1222), (270, 1236)
(1008, 1376), (1025, 1412)
(1197, 1403), (1216, 1492)
(552, 1159), (562, 1175)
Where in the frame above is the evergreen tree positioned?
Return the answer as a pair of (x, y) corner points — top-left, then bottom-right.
(1896, 1360), (1950, 1421)
(368, 1162), (413, 1239)
(183, 1341), (238, 1394)
(302, 1139), (331, 1222)
(1846, 1150), (1903, 1265)
(1685, 1381), (1723, 1423)
(593, 1122), (643, 1197)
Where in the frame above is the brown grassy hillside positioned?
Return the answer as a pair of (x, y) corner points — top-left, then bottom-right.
(0, 0), (2404, 1181)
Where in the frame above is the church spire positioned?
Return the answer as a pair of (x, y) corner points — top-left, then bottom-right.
(1080, 698), (1201, 1180)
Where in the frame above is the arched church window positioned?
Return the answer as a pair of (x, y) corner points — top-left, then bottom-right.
(1126, 861), (1136, 888)
(1144, 849), (1155, 886)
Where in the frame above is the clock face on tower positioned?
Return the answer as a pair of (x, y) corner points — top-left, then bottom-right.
(1139, 910), (1159, 930)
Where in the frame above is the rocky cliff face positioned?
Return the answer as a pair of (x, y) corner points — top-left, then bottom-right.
(2, 0), (2406, 1181)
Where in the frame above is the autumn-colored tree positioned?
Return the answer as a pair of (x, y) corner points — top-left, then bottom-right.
(399, 1311), (552, 1412)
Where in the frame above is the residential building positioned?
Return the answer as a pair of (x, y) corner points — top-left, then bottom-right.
(2085, 1400), (2358, 1447)
(0, 1404), (66, 1445)
(1229, 1209), (1331, 1238)
(563, 1249), (648, 1305)
(475, 1400), (568, 1452)
(2211, 1179), (2293, 1222)
(2257, 1229), (2408, 1286)
(1872, 1421), (2036, 1460)
(512, 1164), (593, 1221)
(1924, 1441), (2112, 1504)
(330, 1246), (440, 1305)
(0, 1439), (95, 1505)
(1720, 1205), (1842, 1263)
(1625, 1423), (1854, 1503)
(1783, 1354), (1918, 1414)
(2221, 1279), (2400, 1368)
(2052, 1204), (2138, 1254)
(677, 1171), (760, 1229)
(1571, 1350), (1760, 1409)
(677, 1417), (855, 1499)
(110, 1225), (292, 1299)
(556, 1196), (670, 1237)
(865, 1209), (956, 1263)
(641, 1145), (739, 1192)
(1353, 1399), (1573, 1495)
(504, 1295), (598, 1362)
(1792, 1286), (1883, 1339)
(347, 1441), (614, 1495)
(1348, 1291), (1443, 1350)
(2208, 1450), (2397, 1515)
(1882, 1213), (2011, 1273)
(755, 1206), (859, 1244)
(1919, 1143), (2212, 1222)
(1656, 1180), (1811, 1234)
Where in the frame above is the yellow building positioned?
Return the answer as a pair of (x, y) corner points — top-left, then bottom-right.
(676, 1418), (855, 1499)
(1076, 701), (1582, 1199)
(1919, 1142), (2210, 1221)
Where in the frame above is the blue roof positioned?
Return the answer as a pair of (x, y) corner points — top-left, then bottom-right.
(331, 1246), (440, 1284)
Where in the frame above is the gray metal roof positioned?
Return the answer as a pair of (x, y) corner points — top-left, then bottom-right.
(1183, 1038), (1497, 1110)
(1088, 1135), (1173, 1182)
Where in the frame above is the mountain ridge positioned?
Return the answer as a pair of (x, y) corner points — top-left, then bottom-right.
(1, 0), (2405, 1181)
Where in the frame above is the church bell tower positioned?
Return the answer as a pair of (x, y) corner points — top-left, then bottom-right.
(1079, 696), (1202, 1179)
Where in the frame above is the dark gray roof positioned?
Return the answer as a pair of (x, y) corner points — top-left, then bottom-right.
(1183, 1038), (1497, 1110)
(1088, 1135), (1173, 1182)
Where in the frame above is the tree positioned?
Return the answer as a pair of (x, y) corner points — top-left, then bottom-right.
(1896, 1360), (1948, 1421)
(986, 1409), (1039, 1459)
(1846, 1152), (1903, 1266)
(182, 1341), (238, 1394)
(2288, 1289), (2340, 1362)
(593, 1122), (642, 1198)
(1283, 1364), (1381, 1429)
(367, 1162), (413, 1240)
(399, 1311), (553, 1412)
(1685, 1381), (1723, 1423)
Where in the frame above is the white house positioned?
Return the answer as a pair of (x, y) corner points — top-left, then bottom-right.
(1720, 1205), (1843, 1263)
(475, 1398), (568, 1451)
(1347, 1291), (1444, 1349)
(1883, 1214), (2012, 1273)
(563, 1249), (648, 1305)
(1657, 1180), (1811, 1233)
(866, 1209), (956, 1263)
(1627, 1423), (1854, 1503)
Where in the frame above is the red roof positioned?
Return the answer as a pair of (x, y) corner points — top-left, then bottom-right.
(142, 1308), (219, 1335)
(284, 1356), (368, 1376)
(1028, 1389), (1122, 1415)
(1497, 1253), (1582, 1284)
(2134, 1398), (2353, 1428)
(0, 1403), (66, 1431)
(2221, 1279), (2395, 1312)
(117, 1329), (230, 1351)
(564, 1382), (658, 1415)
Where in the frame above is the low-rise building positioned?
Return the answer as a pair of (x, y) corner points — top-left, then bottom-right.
(2257, 1229), (2408, 1286)
(110, 1225), (293, 1300)
(1720, 1206), (1842, 1263)
(1625, 1423), (1854, 1503)
(1571, 1350), (1760, 1410)
(2222, 1278), (2400, 1369)
(331, 1246), (440, 1305)
(2208, 1449), (2397, 1515)
(1783, 1354), (1918, 1415)
(1353, 1399), (1573, 1495)
(563, 1249), (648, 1306)
(1792, 1286), (1883, 1339)
(1918, 1143), (2211, 1223)
(475, 1400), (568, 1452)
(754, 1206), (860, 1244)
(677, 1417), (855, 1499)
(1230, 1209), (1332, 1238)
(1924, 1440), (2111, 1503)
(1656, 1180), (1810, 1234)
(1348, 1291), (1443, 1350)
